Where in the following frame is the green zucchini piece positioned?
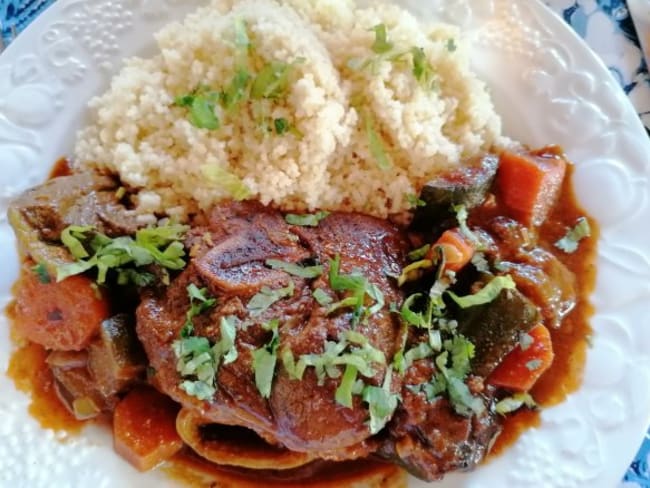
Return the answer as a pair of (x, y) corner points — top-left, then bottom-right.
(88, 314), (146, 397)
(413, 154), (498, 228)
(456, 287), (540, 378)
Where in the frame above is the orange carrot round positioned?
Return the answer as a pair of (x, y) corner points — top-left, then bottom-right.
(488, 324), (554, 391)
(14, 262), (109, 351)
(428, 228), (475, 273)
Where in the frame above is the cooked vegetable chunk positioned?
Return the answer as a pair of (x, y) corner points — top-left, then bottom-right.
(488, 324), (554, 391)
(113, 387), (183, 471)
(413, 154), (498, 227)
(497, 148), (566, 226)
(456, 287), (540, 378)
(14, 262), (110, 351)
(88, 314), (146, 397)
(428, 228), (475, 272)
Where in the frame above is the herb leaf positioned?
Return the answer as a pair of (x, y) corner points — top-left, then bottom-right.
(370, 24), (393, 54)
(265, 259), (323, 279)
(364, 112), (392, 171)
(57, 224), (189, 285)
(495, 392), (537, 415)
(251, 61), (297, 100)
(32, 263), (51, 284)
(335, 364), (358, 408)
(555, 217), (591, 253)
(407, 244), (431, 261)
(252, 319), (280, 399)
(247, 281), (295, 316)
(181, 284), (217, 338)
(447, 275), (516, 309)
(285, 211), (330, 227)
(313, 288), (333, 306)
(362, 366), (399, 434)
(201, 164), (251, 201)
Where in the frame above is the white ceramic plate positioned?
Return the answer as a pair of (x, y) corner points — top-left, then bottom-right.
(1, 1), (650, 487)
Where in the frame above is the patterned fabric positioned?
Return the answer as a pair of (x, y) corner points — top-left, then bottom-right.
(1, 0), (649, 486)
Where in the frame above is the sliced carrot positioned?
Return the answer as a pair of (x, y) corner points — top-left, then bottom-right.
(488, 324), (554, 391)
(13, 262), (109, 351)
(427, 228), (475, 273)
(113, 387), (183, 471)
(497, 150), (567, 227)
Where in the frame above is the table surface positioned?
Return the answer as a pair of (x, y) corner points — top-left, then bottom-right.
(1, 0), (649, 486)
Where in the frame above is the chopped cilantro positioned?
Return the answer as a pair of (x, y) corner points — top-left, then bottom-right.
(370, 23), (393, 54)
(408, 244), (431, 262)
(399, 293), (433, 329)
(181, 284), (217, 338)
(175, 88), (220, 130)
(403, 342), (434, 368)
(220, 68), (252, 111)
(555, 217), (591, 253)
(313, 288), (333, 306)
(252, 319), (280, 398)
(57, 223), (189, 285)
(447, 275), (516, 309)
(285, 211), (330, 227)
(32, 263), (51, 284)
(201, 164), (251, 201)
(397, 259), (433, 286)
(327, 254), (385, 324)
(406, 193), (426, 208)
(411, 47), (437, 90)
(452, 204), (482, 248)
(364, 111), (393, 171)
(446, 38), (457, 52)
(362, 366), (399, 434)
(495, 392), (537, 415)
(233, 18), (250, 49)
(265, 259), (323, 279)
(251, 60), (299, 100)
(274, 117), (290, 135)
(247, 281), (295, 316)
(471, 252), (490, 273)
(335, 364), (359, 408)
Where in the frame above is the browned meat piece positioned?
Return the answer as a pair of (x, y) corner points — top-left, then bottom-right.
(377, 361), (500, 481)
(136, 202), (409, 461)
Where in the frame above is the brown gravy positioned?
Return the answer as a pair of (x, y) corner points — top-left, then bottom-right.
(4, 158), (598, 483)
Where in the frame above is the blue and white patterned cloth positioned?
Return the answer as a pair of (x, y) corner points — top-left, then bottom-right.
(1, 0), (649, 486)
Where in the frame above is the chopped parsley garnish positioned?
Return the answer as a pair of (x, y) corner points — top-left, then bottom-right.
(361, 366), (399, 434)
(470, 252), (490, 273)
(247, 281), (295, 316)
(327, 254), (385, 324)
(364, 111), (393, 171)
(494, 392), (536, 415)
(32, 263), (51, 284)
(175, 87), (220, 130)
(252, 319), (281, 399)
(181, 284), (217, 338)
(57, 223), (188, 285)
(173, 315), (240, 401)
(274, 117), (290, 135)
(284, 211), (330, 227)
(250, 60), (299, 100)
(406, 193), (426, 208)
(265, 259), (323, 278)
(399, 293), (433, 329)
(447, 275), (516, 309)
(555, 217), (591, 253)
(411, 47), (437, 90)
(446, 38), (457, 52)
(201, 164), (252, 201)
(407, 244), (431, 261)
(233, 18), (250, 49)
(397, 259), (433, 286)
(452, 204), (482, 248)
(335, 364), (359, 408)
(313, 288), (333, 306)
(221, 68), (252, 111)
(370, 23), (394, 54)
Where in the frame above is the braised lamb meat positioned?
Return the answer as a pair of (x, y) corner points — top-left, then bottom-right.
(136, 202), (408, 460)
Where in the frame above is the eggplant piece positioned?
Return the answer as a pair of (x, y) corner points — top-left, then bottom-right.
(412, 154), (498, 230)
(7, 173), (141, 275)
(87, 314), (146, 397)
(456, 287), (540, 378)
(51, 363), (112, 420)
